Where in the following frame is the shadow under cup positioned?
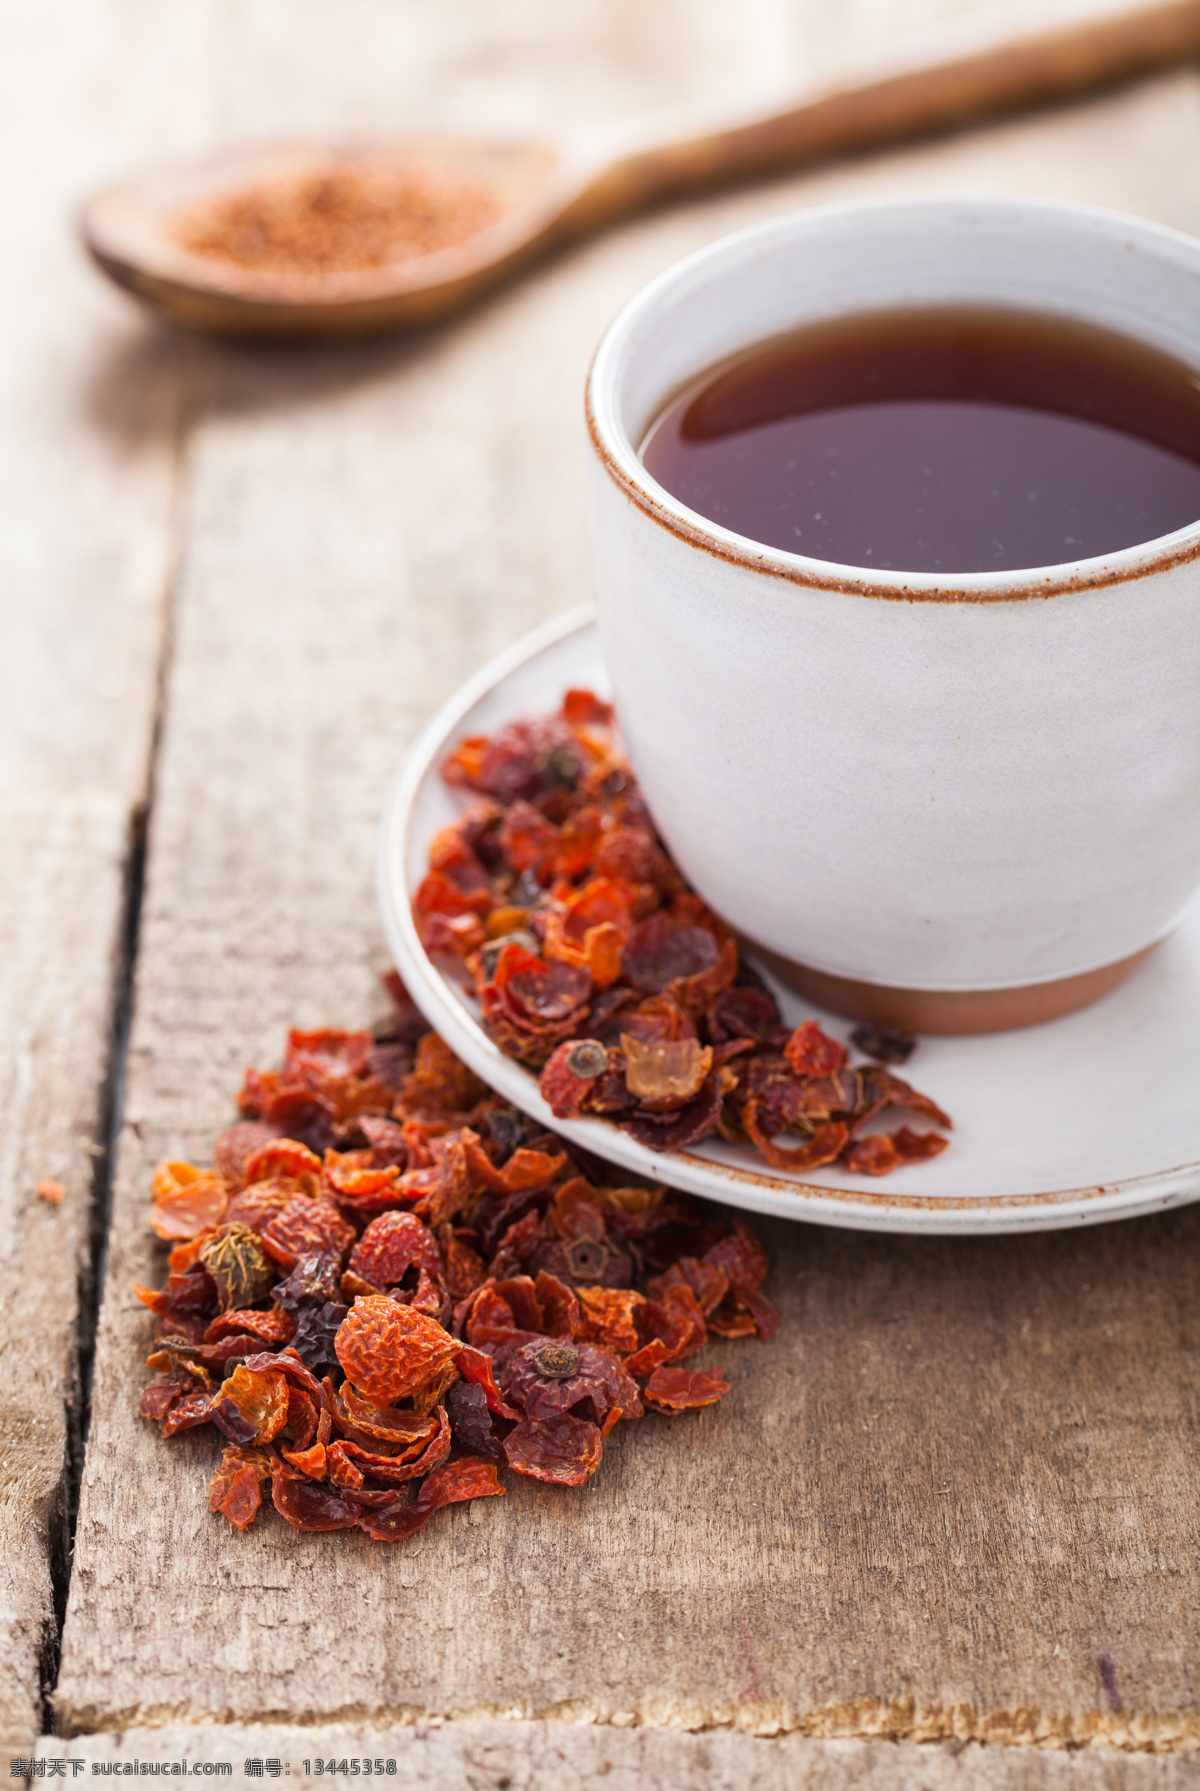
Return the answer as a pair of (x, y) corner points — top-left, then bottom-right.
(584, 196), (1200, 1035)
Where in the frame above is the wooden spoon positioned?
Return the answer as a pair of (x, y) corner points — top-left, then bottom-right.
(83, 0), (1200, 338)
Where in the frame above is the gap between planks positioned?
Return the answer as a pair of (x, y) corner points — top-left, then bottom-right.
(30, 1721), (1200, 1790)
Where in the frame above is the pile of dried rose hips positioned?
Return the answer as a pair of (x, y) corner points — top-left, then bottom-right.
(136, 981), (777, 1543)
(415, 689), (951, 1177)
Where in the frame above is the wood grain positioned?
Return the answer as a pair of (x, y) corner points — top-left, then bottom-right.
(32, 1723), (1200, 1787)
(0, 0), (209, 1752)
(0, 800), (130, 1760)
(55, 70), (1200, 1753)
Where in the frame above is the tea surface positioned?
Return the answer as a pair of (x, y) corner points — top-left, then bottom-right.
(640, 308), (1200, 573)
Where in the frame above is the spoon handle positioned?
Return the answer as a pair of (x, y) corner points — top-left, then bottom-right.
(556, 0), (1200, 235)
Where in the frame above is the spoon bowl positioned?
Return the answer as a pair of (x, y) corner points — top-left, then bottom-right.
(83, 138), (576, 336)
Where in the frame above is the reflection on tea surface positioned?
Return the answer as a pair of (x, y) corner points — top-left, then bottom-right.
(641, 307), (1200, 573)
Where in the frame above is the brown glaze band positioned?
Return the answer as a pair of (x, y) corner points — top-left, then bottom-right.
(583, 386), (1200, 604)
(743, 937), (1161, 1035)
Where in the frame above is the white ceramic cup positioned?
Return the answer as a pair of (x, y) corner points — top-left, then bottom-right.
(585, 195), (1200, 1033)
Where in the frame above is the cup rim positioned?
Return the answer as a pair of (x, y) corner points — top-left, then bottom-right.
(585, 193), (1200, 603)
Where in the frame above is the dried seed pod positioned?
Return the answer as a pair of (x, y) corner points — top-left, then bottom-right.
(199, 1224), (273, 1312)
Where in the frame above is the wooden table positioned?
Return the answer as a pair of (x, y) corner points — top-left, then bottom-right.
(3, 5), (1200, 1785)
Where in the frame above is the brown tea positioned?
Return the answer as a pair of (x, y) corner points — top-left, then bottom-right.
(640, 307), (1200, 573)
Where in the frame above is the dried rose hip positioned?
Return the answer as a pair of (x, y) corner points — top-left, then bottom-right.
(539, 1038), (610, 1120)
(334, 1295), (458, 1406)
(498, 1337), (640, 1425)
(414, 693), (952, 1187)
(349, 1210), (443, 1290)
(199, 1224), (273, 1311)
(136, 962), (799, 1554)
(262, 1198), (355, 1271)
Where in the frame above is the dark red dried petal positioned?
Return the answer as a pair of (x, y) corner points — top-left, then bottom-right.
(204, 1308), (294, 1346)
(488, 1207), (542, 1281)
(784, 1019), (848, 1079)
(858, 1066), (952, 1132)
(892, 1125), (949, 1163)
(643, 1365), (730, 1412)
(732, 1054), (810, 1137)
(456, 1343), (522, 1419)
(743, 1101), (848, 1172)
(621, 914), (718, 994)
(498, 800), (560, 875)
(703, 1221), (769, 1295)
(271, 1459), (363, 1532)
(851, 1023), (916, 1065)
(666, 936), (738, 1014)
(238, 1347), (327, 1403)
(620, 1072), (725, 1152)
(214, 1121), (284, 1188)
(358, 1115), (410, 1169)
(503, 1413), (603, 1485)
(547, 1179), (606, 1244)
(579, 1051), (637, 1116)
(704, 1293), (759, 1338)
(706, 985), (781, 1045)
(139, 1371), (196, 1423)
(356, 1456), (504, 1542)
(223, 1178), (308, 1237)
(631, 1282), (708, 1372)
(209, 1446), (272, 1529)
(492, 1274), (543, 1332)
(624, 1337), (670, 1378)
(444, 1380), (501, 1458)
(463, 716), (583, 804)
(160, 1391), (215, 1436)
(533, 1271), (580, 1339)
(648, 1257), (729, 1316)
(619, 995), (696, 1046)
(506, 957), (592, 1026)
(331, 1407), (451, 1486)
(709, 1284), (779, 1342)
(440, 1228), (488, 1302)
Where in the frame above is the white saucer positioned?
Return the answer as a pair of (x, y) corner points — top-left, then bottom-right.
(378, 606), (1200, 1235)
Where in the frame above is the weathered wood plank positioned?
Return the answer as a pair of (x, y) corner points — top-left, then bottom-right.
(0, 799), (131, 1761)
(54, 65), (1200, 1750)
(31, 1723), (1200, 1788)
(0, 0), (223, 1752)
